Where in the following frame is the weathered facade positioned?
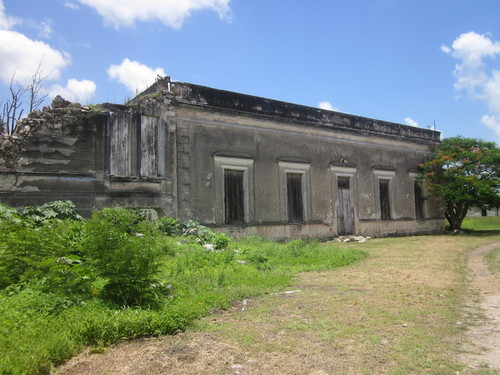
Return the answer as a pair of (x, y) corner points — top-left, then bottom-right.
(0, 78), (444, 239)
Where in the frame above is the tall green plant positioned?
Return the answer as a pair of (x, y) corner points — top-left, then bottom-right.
(83, 208), (164, 307)
(20, 200), (82, 227)
(0, 219), (89, 295)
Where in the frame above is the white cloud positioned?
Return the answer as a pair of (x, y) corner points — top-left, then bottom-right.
(404, 117), (419, 127)
(49, 79), (96, 103)
(440, 45), (451, 55)
(443, 32), (500, 143)
(76, 0), (232, 29)
(318, 101), (339, 111)
(0, 29), (70, 85)
(442, 32), (500, 96)
(38, 19), (53, 39)
(0, 0), (18, 29)
(107, 58), (165, 94)
(481, 115), (500, 141)
(64, 2), (80, 10)
(443, 32), (500, 68)
(483, 70), (500, 113)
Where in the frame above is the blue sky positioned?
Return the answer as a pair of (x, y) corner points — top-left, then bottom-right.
(1, 0), (500, 144)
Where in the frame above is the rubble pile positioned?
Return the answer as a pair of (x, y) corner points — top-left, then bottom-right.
(0, 96), (108, 170)
(335, 235), (371, 243)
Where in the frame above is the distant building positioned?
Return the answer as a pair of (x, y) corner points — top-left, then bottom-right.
(467, 207), (499, 217)
(0, 77), (444, 239)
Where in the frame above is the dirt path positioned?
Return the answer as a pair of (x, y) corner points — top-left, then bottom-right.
(56, 237), (500, 375)
(461, 242), (500, 371)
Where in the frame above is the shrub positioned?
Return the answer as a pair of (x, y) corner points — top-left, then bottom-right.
(180, 220), (229, 249)
(20, 200), (82, 227)
(212, 232), (230, 250)
(156, 216), (180, 236)
(83, 208), (164, 307)
(182, 219), (214, 241)
(0, 219), (90, 296)
(0, 204), (21, 224)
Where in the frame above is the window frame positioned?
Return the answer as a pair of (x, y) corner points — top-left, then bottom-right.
(278, 161), (311, 223)
(373, 169), (396, 221)
(286, 172), (305, 223)
(214, 156), (254, 225)
(409, 172), (426, 220)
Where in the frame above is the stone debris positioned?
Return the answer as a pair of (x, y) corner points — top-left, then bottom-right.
(0, 96), (109, 171)
(241, 299), (248, 311)
(231, 364), (244, 375)
(51, 95), (72, 109)
(202, 244), (214, 251)
(273, 290), (301, 296)
(335, 235), (371, 243)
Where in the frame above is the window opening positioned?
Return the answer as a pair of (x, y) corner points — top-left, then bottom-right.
(287, 173), (304, 222)
(224, 169), (245, 224)
(414, 180), (425, 219)
(379, 179), (391, 220)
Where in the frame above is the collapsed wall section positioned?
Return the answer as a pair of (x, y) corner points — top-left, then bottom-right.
(0, 95), (176, 217)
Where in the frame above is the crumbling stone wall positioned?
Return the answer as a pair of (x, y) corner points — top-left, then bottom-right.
(0, 96), (108, 171)
(0, 96), (111, 215)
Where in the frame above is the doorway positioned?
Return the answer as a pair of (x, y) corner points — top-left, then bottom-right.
(337, 176), (355, 235)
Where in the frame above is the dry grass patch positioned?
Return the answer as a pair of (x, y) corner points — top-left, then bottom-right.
(58, 234), (500, 375)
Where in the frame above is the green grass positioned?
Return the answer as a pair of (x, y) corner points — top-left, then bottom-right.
(462, 216), (500, 231)
(0, 234), (366, 375)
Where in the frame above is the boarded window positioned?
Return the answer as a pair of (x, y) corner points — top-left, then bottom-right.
(414, 180), (424, 219)
(139, 116), (158, 177)
(110, 113), (131, 176)
(110, 114), (160, 177)
(224, 169), (245, 224)
(287, 173), (304, 222)
(379, 179), (391, 220)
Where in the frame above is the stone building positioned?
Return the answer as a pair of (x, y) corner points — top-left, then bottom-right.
(0, 77), (443, 239)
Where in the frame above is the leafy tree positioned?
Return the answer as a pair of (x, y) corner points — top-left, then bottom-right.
(419, 136), (500, 231)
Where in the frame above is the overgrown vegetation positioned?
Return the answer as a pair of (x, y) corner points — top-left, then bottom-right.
(0, 201), (367, 375)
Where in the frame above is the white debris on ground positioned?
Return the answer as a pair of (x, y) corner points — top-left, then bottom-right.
(272, 290), (301, 296)
(335, 235), (371, 243)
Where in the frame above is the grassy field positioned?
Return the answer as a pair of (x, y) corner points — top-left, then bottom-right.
(57, 231), (500, 375)
(3, 207), (500, 375)
(462, 216), (500, 232)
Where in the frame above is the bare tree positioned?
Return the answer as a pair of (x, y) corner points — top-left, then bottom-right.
(27, 59), (50, 113)
(1, 72), (27, 135)
(0, 59), (52, 135)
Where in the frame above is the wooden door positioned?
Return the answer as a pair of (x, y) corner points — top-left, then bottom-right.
(337, 177), (354, 235)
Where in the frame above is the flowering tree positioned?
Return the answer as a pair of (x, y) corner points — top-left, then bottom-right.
(419, 137), (500, 231)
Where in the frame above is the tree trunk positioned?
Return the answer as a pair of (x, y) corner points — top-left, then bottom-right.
(445, 201), (469, 231)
